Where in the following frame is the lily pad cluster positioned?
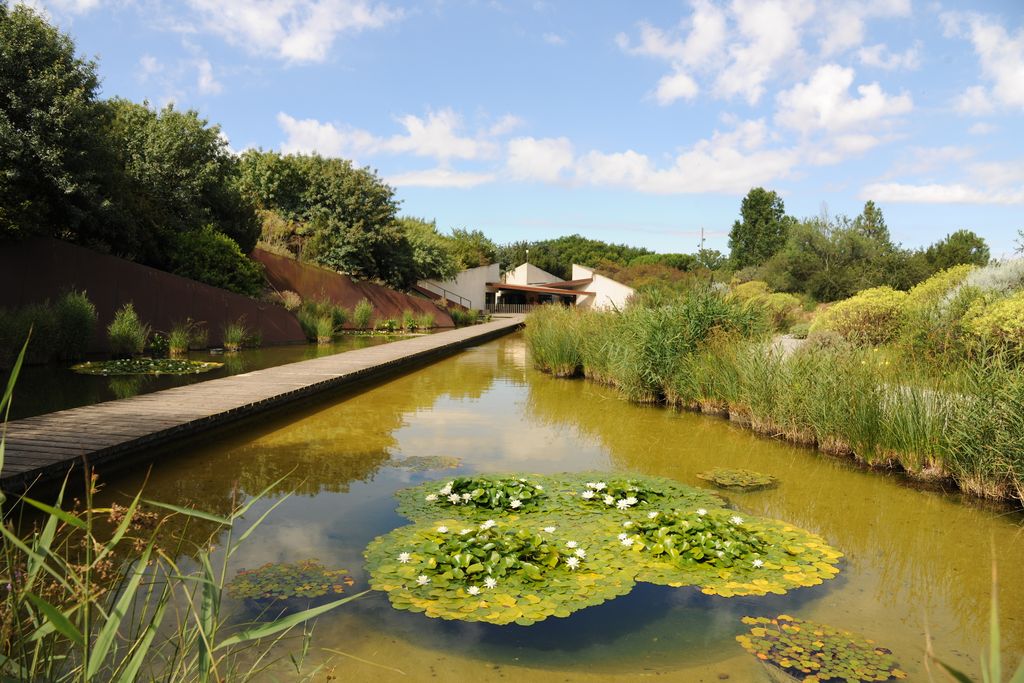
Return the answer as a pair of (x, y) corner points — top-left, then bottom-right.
(698, 467), (779, 491)
(71, 358), (223, 376)
(736, 615), (907, 682)
(226, 559), (354, 601)
(387, 455), (463, 472)
(368, 472), (843, 624)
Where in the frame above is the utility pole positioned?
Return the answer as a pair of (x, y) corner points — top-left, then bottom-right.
(698, 226), (706, 252)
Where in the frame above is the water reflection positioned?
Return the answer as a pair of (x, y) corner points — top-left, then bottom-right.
(95, 335), (1023, 682)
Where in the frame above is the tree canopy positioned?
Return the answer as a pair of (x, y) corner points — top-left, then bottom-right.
(728, 188), (794, 268)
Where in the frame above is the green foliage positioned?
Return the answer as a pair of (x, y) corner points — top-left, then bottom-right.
(810, 287), (907, 346)
(396, 217), (460, 281)
(276, 290), (302, 311)
(352, 298), (374, 329)
(728, 188), (794, 268)
(168, 319), (205, 355)
(387, 455), (462, 472)
(71, 358), (223, 375)
(730, 281), (801, 331)
(0, 3), (108, 242)
(401, 309), (417, 331)
(227, 560), (354, 602)
(0, 301), (58, 366)
(449, 307), (479, 327)
(697, 468), (778, 491)
(415, 312), (435, 330)
(965, 292), (1024, 349)
(736, 615), (907, 681)
(447, 228), (497, 270)
(524, 305), (584, 377)
(374, 318), (399, 333)
(221, 317), (250, 352)
(369, 471), (842, 624)
(54, 290), (97, 361)
(168, 226), (265, 297)
(496, 234), (654, 280)
(107, 303), (149, 358)
(925, 229), (990, 271)
(297, 299), (348, 343)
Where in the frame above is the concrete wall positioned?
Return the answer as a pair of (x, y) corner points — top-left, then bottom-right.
(571, 264), (635, 310)
(0, 238), (305, 353)
(254, 249), (454, 328)
(419, 263), (499, 310)
(505, 263), (563, 286)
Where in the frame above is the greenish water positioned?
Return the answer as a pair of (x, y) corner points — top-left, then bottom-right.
(3, 335), (406, 420)
(97, 334), (1024, 682)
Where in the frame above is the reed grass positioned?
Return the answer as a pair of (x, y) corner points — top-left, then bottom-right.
(415, 312), (435, 330)
(352, 299), (374, 330)
(107, 303), (150, 359)
(221, 318), (250, 352)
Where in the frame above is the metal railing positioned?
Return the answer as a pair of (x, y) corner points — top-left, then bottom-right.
(487, 303), (538, 314)
(418, 280), (471, 308)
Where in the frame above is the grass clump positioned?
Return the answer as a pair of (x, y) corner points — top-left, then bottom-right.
(222, 317), (251, 352)
(449, 307), (479, 327)
(54, 290), (98, 361)
(524, 305), (584, 377)
(415, 312), (435, 330)
(168, 319), (206, 356)
(107, 303), (150, 358)
(401, 309), (417, 331)
(297, 298), (348, 343)
(353, 298), (374, 330)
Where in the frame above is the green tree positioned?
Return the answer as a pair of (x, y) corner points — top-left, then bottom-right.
(853, 200), (891, 244)
(924, 229), (990, 270)
(396, 216), (459, 282)
(0, 2), (108, 241)
(448, 228), (497, 270)
(728, 187), (793, 268)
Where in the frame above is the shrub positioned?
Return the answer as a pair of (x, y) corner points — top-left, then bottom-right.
(905, 264), (976, 314)
(788, 321), (810, 339)
(374, 318), (399, 333)
(222, 317), (249, 352)
(277, 290), (302, 311)
(449, 307), (479, 327)
(729, 280), (771, 301)
(169, 226), (266, 297)
(0, 302), (59, 366)
(107, 303), (149, 358)
(966, 292), (1024, 350)
(353, 298), (374, 329)
(809, 286), (907, 346)
(401, 309), (417, 331)
(54, 290), (97, 361)
(148, 332), (169, 357)
(761, 292), (802, 331)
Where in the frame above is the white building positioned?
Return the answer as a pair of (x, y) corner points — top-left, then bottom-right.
(489, 262), (635, 312)
(417, 263), (500, 311)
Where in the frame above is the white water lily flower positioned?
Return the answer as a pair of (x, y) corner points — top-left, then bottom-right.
(436, 525), (449, 533)
(566, 540), (578, 549)
(581, 490), (596, 499)
(519, 477), (528, 482)
(647, 511), (659, 519)
(696, 508), (708, 516)
(510, 499), (523, 509)
(467, 586), (481, 596)
(625, 496), (638, 505)
(480, 519), (496, 530)
(535, 485), (544, 491)
(617, 532), (629, 541)
(425, 494), (438, 502)
(620, 537), (635, 547)
(622, 521), (634, 528)
(459, 528), (473, 535)
(603, 495), (615, 505)
(716, 551), (725, 558)
(447, 494), (461, 504)
(484, 577), (498, 589)
(594, 482), (606, 490)
(416, 575), (430, 586)
(398, 552), (412, 564)
(730, 516), (744, 525)
(616, 499), (630, 510)
(543, 526), (556, 533)
(565, 556), (581, 570)
(461, 492), (472, 501)
(439, 482), (453, 495)
(752, 559), (764, 568)
(574, 548), (586, 558)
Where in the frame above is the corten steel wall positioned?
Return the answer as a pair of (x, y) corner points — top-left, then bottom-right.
(0, 238), (306, 353)
(253, 249), (455, 328)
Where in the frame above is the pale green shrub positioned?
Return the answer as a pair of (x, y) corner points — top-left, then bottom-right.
(966, 292), (1024, 347)
(810, 286), (907, 346)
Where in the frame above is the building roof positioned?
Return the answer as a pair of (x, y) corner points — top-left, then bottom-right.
(487, 282), (594, 297)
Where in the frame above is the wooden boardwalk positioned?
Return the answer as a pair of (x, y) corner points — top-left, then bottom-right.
(1, 316), (524, 492)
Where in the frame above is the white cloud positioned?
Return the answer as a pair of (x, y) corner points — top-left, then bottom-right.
(506, 137), (574, 182)
(775, 64), (912, 133)
(387, 168), (496, 188)
(27, 0), (101, 14)
(654, 71), (699, 104)
(816, 0), (912, 57)
(542, 32), (565, 45)
(277, 109), (501, 162)
(858, 42), (921, 70)
(861, 182), (1024, 205)
(138, 54), (162, 79)
(196, 59), (222, 95)
(888, 145), (976, 176)
(185, 0), (402, 63)
(954, 85), (995, 115)
(486, 114), (524, 137)
(943, 11), (1024, 111)
(968, 122), (996, 135)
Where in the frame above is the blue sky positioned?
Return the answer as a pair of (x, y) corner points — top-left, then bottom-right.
(26, 0), (1024, 256)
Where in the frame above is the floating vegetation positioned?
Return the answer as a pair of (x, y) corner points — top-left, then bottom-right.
(226, 560), (354, 603)
(736, 615), (907, 682)
(698, 468), (779, 491)
(71, 358), (223, 376)
(387, 455), (463, 472)
(364, 517), (634, 625)
(368, 472), (843, 623)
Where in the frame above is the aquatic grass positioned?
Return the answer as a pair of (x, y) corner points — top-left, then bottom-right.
(352, 298), (374, 330)
(415, 312), (435, 330)
(222, 317), (250, 352)
(107, 303), (150, 359)
(524, 305), (584, 377)
(168, 319), (206, 356)
(401, 309), (417, 331)
(54, 290), (97, 361)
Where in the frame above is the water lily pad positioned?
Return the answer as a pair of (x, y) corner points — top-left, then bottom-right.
(71, 358), (223, 376)
(736, 615), (908, 681)
(364, 517), (635, 624)
(387, 455), (463, 472)
(226, 559), (354, 602)
(698, 468), (778, 491)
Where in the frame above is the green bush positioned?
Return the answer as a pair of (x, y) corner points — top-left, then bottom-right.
(966, 292), (1024, 350)
(0, 302), (58, 366)
(761, 292), (802, 331)
(449, 307), (479, 327)
(788, 321), (811, 339)
(107, 303), (149, 358)
(169, 226), (265, 297)
(729, 280), (771, 301)
(353, 298), (374, 329)
(54, 290), (97, 361)
(809, 286), (907, 346)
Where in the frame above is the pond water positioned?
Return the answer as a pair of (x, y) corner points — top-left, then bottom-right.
(97, 333), (1024, 682)
(3, 334), (407, 420)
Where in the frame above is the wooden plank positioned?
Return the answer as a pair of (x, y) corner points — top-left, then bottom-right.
(1, 316), (524, 491)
